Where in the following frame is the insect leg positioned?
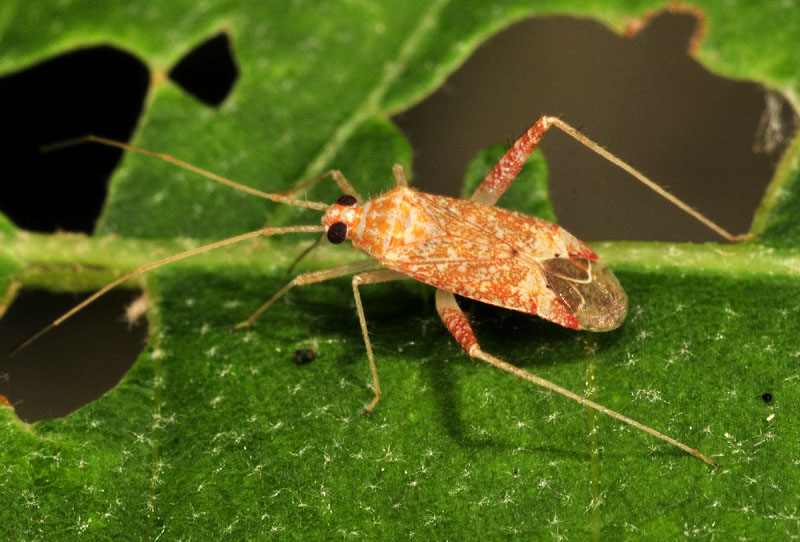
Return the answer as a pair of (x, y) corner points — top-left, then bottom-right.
(233, 260), (378, 329)
(470, 116), (741, 241)
(392, 164), (409, 187)
(469, 117), (551, 205)
(351, 270), (409, 413)
(434, 289), (718, 468)
(279, 169), (363, 202)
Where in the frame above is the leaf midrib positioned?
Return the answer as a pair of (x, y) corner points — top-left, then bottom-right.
(5, 232), (799, 294)
(296, 0), (450, 183)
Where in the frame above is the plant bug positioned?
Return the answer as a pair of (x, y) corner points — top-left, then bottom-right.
(20, 116), (744, 468)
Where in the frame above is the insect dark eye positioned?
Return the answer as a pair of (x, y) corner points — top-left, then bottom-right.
(336, 194), (357, 207)
(327, 222), (348, 244)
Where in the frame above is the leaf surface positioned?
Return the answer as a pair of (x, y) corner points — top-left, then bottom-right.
(1, 1), (799, 539)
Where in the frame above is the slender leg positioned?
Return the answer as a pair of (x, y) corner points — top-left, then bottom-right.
(469, 116), (741, 241)
(392, 164), (409, 187)
(434, 289), (718, 468)
(350, 270), (409, 413)
(280, 169), (363, 202)
(233, 260), (378, 329)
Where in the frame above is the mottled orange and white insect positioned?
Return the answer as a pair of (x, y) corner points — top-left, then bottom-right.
(27, 116), (740, 467)
(323, 182), (627, 332)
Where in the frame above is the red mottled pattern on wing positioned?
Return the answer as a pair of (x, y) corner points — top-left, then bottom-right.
(349, 187), (626, 330)
(355, 188), (604, 328)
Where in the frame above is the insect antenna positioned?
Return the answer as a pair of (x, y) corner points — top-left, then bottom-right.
(10, 225), (326, 355)
(12, 135), (338, 354)
(40, 135), (330, 211)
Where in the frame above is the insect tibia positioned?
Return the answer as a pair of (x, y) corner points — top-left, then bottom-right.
(543, 117), (743, 242)
(471, 348), (718, 468)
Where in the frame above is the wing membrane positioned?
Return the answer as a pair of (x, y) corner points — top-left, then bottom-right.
(540, 258), (627, 331)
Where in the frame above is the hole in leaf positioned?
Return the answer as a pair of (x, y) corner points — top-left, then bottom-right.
(0, 46), (149, 234)
(0, 289), (148, 423)
(394, 11), (798, 242)
(168, 32), (238, 107)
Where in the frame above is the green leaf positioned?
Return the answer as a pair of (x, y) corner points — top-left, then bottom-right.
(2, 1), (800, 540)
